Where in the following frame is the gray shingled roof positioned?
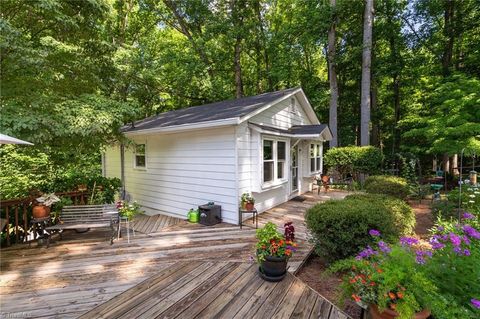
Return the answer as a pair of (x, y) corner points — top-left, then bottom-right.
(249, 123), (330, 136)
(122, 87), (300, 132)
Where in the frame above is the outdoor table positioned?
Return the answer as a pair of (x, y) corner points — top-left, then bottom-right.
(239, 208), (258, 230)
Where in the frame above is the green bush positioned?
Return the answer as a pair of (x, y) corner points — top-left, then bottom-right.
(364, 175), (409, 199)
(431, 200), (458, 220)
(447, 185), (480, 214)
(324, 146), (383, 178)
(306, 194), (415, 262)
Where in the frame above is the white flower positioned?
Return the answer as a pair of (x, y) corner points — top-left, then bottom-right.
(469, 195), (476, 198)
(469, 200), (475, 203)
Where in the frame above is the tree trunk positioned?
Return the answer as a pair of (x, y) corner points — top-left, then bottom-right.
(371, 80), (380, 146)
(231, 0), (244, 98)
(442, 0), (455, 76)
(327, 0), (339, 148)
(360, 0), (374, 146)
(234, 36), (244, 98)
(452, 154), (459, 176)
(443, 153), (450, 173)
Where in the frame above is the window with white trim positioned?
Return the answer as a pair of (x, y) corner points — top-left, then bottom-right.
(310, 143), (321, 173)
(134, 144), (146, 168)
(263, 138), (287, 184)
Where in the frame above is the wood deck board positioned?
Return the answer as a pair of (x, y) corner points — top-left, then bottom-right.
(0, 191), (351, 319)
(82, 262), (348, 319)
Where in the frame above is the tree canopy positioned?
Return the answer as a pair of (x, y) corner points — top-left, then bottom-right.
(1, 0), (479, 198)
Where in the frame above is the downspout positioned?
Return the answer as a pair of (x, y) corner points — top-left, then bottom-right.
(120, 143), (126, 200)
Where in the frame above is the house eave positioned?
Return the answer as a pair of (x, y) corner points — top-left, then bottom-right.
(123, 118), (240, 136)
(248, 123), (330, 140)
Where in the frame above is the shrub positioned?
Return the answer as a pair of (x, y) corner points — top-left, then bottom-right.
(324, 146), (383, 178)
(364, 175), (409, 199)
(306, 194), (415, 262)
(431, 200), (458, 220)
(447, 185), (480, 214)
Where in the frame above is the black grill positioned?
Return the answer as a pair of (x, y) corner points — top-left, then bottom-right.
(198, 204), (222, 226)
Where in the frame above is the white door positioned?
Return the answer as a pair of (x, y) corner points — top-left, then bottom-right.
(291, 145), (299, 193)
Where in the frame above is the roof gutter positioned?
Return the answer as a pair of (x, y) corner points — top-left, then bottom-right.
(123, 118), (240, 136)
(248, 123), (326, 140)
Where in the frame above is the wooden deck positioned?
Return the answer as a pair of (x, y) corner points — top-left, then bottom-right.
(0, 191), (350, 319)
(79, 261), (350, 319)
(130, 213), (182, 234)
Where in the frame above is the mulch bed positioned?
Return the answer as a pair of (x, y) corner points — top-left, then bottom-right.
(296, 200), (434, 319)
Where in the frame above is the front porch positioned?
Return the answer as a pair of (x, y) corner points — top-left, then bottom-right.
(0, 191), (350, 318)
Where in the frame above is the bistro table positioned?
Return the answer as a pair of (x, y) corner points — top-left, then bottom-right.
(238, 208), (258, 230)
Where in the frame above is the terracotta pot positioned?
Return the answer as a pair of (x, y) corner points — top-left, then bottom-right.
(260, 255), (287, 277)
(369, 304), (431, 319)
(241, 201), (247, 210)
(245, 202), (254, 211)
(32, 205), (51, 219)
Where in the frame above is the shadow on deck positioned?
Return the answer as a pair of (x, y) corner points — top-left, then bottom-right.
(0, 191), (350, 319)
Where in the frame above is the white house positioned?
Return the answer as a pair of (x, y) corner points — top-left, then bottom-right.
(103, 87), (332, 224)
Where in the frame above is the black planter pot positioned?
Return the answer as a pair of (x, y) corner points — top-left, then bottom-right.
(260, 255), (287, 279)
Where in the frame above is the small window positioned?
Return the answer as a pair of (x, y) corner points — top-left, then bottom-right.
(263, 140), (274, 182)
(277, 141), (286, 179)
(262, 138), (287, 185)
(134, 144), (146, 168)
(310, 143), (321, 173)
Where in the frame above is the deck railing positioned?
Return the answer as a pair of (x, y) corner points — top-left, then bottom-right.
(0, 191), (89, 246)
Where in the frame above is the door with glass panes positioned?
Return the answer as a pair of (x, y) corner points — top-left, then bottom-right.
(291, 145), (299, 193)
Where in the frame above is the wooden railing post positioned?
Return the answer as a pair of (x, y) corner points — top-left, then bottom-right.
(23, 204), (28, 243)
(5, 206), (10, 246)
(14, 206), (19, 243)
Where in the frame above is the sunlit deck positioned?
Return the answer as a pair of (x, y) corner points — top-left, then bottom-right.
(0, 191), (350, 318)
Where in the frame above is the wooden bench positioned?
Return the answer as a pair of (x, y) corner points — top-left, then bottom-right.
(46, 204), (119, 245)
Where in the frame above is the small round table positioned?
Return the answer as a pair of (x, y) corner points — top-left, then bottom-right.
(239, 208), (258, 230)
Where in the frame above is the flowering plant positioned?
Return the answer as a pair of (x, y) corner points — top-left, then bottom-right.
(424, 213), (480, 318)
(35, 193), (61, 207)
(116, 200), (142, 221)
(329, 230), (440, 319)
(255, 222), (296, 262)
(332, 218), (480, 319)
(240, 192), (255, 204)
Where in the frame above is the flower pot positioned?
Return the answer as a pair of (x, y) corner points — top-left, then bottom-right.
(369, 304), (431, 319)
(260, 255), (287, 278)
(241, 201), (247, 210)
(245, 202), (254, 211)
(32, 205), (51, 219)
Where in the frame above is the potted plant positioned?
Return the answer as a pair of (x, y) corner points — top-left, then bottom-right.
(330, 230), (438, 319)
(33, 193), (61, 218)
(117, 200), (142, 221)
(255, 221), (296, 281)
(240, 192), (255, 210)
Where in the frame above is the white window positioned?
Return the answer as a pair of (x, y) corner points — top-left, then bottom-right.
(134, 144), (146, 169)
(263, 138), (287, 185)
(289, 98), (297, 114)
(310, 143), (322, 173)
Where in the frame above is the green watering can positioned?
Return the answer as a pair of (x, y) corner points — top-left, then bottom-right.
(187, 209), (199, 223)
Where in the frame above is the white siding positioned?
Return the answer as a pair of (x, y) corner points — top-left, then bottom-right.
(249, 95), (312, 128)
(237, 95), (321, 218)
(104, 127), (239, 224)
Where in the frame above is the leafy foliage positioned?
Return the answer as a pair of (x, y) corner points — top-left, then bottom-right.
(364, 175), (410, 199)
(306, 194), (414, 262)
(323, 146), (383, 178)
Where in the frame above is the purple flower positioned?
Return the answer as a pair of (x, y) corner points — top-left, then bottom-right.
(463, 236), (471, 245)
(463, 212), (475, 219)
(464, 249), (471, 256)
(437, 226), (445, 232)
(471, 299), (480, 309)
(369, 229), (381, 237)
(400, 237), (419, 246)
(415, 250), (432, 264)
(378, 241), (391, 253)
(463, 225), (480, 240)
(453, 246), (462, 254)
(430, 240), (445, 250)
(356, 246), (378, 260)
(449, 233), (462, 246)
